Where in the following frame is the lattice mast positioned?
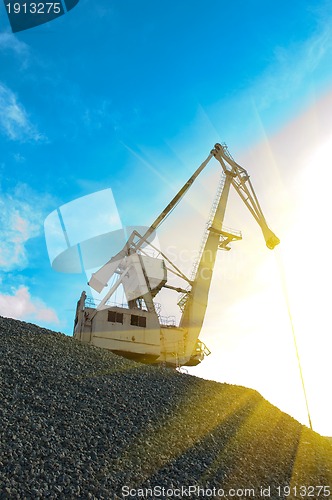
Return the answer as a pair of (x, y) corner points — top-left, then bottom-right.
(179, 143), (279, 356)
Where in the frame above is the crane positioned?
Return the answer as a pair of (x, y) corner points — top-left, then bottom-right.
(73, 143), (279, 367)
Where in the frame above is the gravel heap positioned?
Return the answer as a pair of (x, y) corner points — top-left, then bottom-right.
(1, 316), (331, 499)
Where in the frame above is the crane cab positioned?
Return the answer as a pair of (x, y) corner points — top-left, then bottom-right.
(73, 290), (209, 366)
(74, 296), (162, 363)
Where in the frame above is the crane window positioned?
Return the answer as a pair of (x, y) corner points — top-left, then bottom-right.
(130, 315), (146, 328)
(108, 311), (123, 324)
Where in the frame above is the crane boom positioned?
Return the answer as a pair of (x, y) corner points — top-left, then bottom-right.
(137, 153), (213, 247)
(88, 153), (213, 293)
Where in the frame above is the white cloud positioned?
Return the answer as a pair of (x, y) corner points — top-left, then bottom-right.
(0, 83), (46, 142)
(0, 32), (30, 59)
(0, 286), (59, 324)
(82, 99), (121, 132)
(13, 153), (26, 163)
(252, 23), (332, 110)
(0, 184), (55, 271)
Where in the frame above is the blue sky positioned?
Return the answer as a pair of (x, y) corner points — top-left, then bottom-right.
(1, 1), (332, 434)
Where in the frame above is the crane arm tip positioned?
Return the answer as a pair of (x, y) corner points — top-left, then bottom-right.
(266, 234), (280, 250)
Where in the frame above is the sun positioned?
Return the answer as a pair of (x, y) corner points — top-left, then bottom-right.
(189, 134), (332, 437)
(275, 135), (332, 435)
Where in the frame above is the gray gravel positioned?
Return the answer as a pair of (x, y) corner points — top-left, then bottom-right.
(1, 316), (331, 499)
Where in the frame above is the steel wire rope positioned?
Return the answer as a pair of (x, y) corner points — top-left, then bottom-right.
(275, 248), (313, 430)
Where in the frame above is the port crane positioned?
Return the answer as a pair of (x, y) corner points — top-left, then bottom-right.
(74, 143), (279, 367)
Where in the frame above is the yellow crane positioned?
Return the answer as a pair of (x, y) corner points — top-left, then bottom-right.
(74, 143), (279, 367)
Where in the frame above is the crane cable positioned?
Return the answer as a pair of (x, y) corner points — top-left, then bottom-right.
(275, 248), (313, 430)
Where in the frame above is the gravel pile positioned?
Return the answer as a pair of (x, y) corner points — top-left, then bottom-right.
(1, 316), (331, 499)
